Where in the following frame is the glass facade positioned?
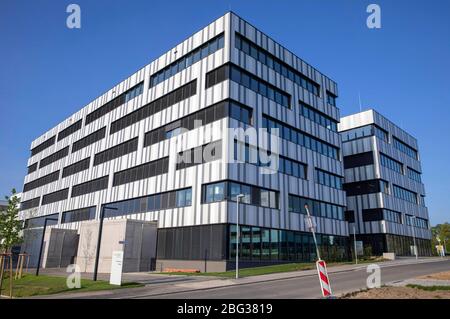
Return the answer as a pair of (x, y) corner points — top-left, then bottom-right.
(229, 225), (349, 262)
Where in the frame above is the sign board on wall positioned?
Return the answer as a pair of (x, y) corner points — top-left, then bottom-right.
(110, 250), (124, 286)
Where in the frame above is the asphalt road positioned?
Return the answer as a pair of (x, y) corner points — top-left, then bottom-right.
(134, 259), (450, 299)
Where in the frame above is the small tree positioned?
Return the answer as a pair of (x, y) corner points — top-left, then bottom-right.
(0, 189), (23, 253)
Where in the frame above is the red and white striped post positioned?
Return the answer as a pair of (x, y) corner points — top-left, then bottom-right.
(316, 259), (332, 297)
(305, 204), (333, 298)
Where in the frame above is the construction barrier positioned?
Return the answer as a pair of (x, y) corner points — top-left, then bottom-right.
(316, 259), (332, 298)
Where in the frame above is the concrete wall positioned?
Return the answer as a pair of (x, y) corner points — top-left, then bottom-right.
(76, 219), (157, 273)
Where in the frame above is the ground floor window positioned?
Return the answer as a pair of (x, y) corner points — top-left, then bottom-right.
(229, 225), (349, 262)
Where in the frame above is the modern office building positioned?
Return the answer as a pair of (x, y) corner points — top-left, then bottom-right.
(339, 109), (432, 256)
(19, 12), (350, 272)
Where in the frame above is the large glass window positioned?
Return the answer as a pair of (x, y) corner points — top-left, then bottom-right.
(202, 181), (279, 209)
(235, 33), (320, 96)
(288, 194), (345, 221)
(263, 115), (339, 160)
(393, 137), (418, 159)
(150, 34), (224, 87)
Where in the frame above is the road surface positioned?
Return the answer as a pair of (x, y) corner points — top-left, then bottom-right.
(131, 259), (450, 299)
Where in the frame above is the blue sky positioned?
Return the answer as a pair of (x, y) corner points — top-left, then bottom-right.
(0, 0), (449, 224)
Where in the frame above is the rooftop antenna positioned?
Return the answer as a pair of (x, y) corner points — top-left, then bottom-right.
(358, 92), (363, 112)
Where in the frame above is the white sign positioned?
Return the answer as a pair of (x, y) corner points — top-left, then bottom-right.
(110, 250), (124, 286)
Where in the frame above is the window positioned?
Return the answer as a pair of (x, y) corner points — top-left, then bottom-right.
(341, 124), (388, 143)
(300, 102), (338, 132)
(110, 80), (197, 134)
(405, 215), (428, 229)
(233, 141), (307, 179)
(407, 167), (422, 183)
(176, 188), (192, 207)
(384, 209), (402, 224)
(326, 91), (337, 106)
(205, 63), (291, 109)
(23, 213), (58, 229)
(393, 137), (418, 159)
(315, 169), (343, 189)
(103, 187), (193, 218)
(380, 153), (404, 174)
(288, 194), (345, 221)
(393, 185), (418, 204)
(235, 33), (320, 96)
(202, 181), (279, 209)
(150, 34), (224, 88)
(61, 207), (96, 223)
(263, 114), (339, 160)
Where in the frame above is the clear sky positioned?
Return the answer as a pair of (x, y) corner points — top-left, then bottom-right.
(0, 0), (449, 225)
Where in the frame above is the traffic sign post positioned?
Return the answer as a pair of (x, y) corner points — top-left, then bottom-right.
(305, 204), (333, 298)
(316, 259), (333, 298)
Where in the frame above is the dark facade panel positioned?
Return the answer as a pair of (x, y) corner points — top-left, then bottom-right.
(343, 151), (374, 169)
(57, 119), (83, 141)
(71, 176), (109, 197)
(62, 157), (91, 178)
(93, 137), (138, 166)
(30, 136), (56, 156)
(27, 163), (38, 174)
(362, 208), (383, 222)
(23, 170), (60, 192)
(343, 179), (381, 196)
(72, 127), (106, 153)
(39, 146), (69, 169)
(42, 188), (69, 205)
(21, 197), (41, 210)
(110, 80), (197, 134)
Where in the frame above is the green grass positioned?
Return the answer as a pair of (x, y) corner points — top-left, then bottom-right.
(407, 284), (450, 292)
(0, 274), (143, 298)
(160, 257), (387, 278)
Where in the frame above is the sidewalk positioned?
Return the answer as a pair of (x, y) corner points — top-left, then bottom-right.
(33, 257), (449, 299)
